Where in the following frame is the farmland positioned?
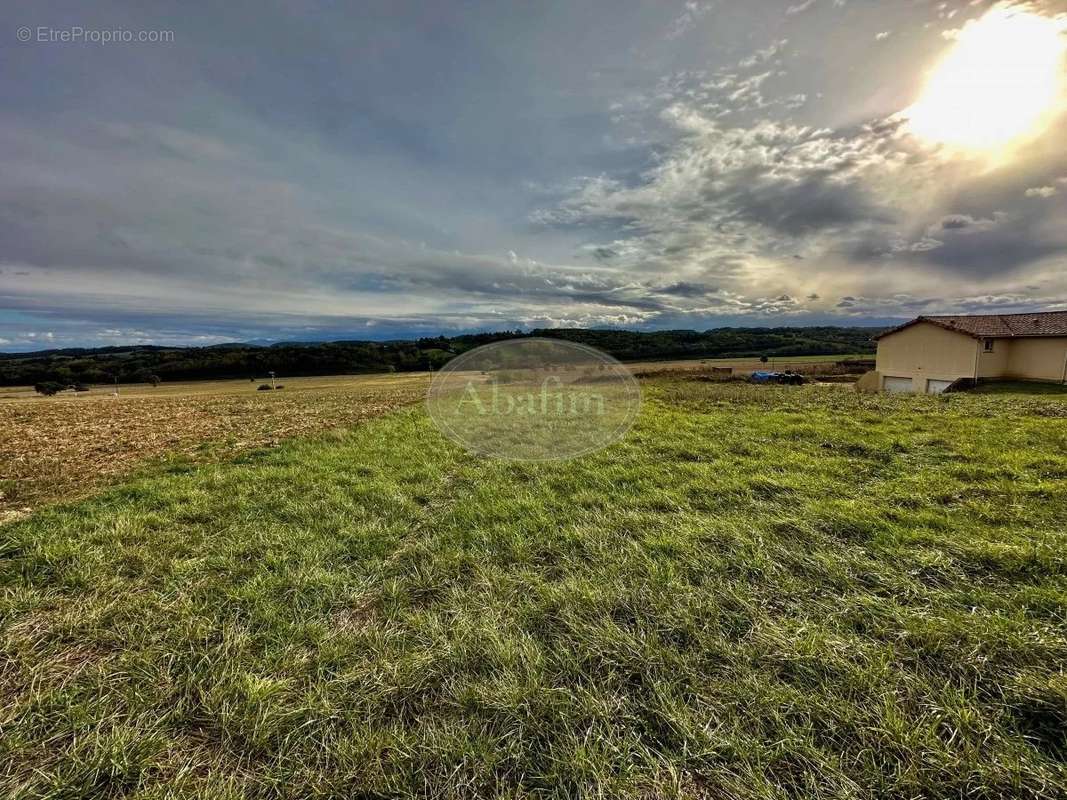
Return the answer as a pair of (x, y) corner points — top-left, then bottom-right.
(0, 374), (429, 523)
(0, 357), (859, 523)
(2, 375), (1067, 797)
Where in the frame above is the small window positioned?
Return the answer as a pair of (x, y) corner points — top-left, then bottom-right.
(983, 338), (995, 353)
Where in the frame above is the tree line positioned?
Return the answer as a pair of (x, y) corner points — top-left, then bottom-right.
(1, 326), (881, 387)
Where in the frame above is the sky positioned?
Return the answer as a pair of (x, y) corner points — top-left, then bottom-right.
(3, 0), (1067, 351)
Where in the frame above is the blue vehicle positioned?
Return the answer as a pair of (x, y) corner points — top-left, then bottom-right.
(750, 371), (805, 385)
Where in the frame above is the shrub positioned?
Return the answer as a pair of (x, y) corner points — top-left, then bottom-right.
(33, 381), (66, 396)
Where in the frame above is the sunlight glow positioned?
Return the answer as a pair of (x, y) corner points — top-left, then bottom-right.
(905, 4), (1067, 153)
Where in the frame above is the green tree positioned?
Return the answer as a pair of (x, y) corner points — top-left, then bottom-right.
(34, 381), (66, 396)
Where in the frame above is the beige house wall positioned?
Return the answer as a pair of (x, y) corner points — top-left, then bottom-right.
(876, 322), (1067, 390)
(875, 322), (979, 390)
(975, 338), (1010, 378)
(1003, 338), (1067, 382)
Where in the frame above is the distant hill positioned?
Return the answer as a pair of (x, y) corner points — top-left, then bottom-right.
(0, 326), (882, 386)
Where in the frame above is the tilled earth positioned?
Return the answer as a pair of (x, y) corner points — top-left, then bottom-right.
(0, 376), (427, 522)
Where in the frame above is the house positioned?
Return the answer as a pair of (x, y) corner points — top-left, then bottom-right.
(873, 311), (1067, 394)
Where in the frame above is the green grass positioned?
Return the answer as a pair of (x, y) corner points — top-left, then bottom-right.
(2, 381), (1066, 798)
(969, 381), (1067, 396)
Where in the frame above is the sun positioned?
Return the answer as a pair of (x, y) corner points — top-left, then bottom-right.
(905, 4), (1067, 153)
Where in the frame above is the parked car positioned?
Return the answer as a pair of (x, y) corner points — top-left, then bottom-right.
(750, 371), (805, 386)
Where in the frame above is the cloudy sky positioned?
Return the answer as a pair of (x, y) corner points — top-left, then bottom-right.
(3, 0), (1067, 350)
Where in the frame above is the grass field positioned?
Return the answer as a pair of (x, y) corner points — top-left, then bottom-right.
(0, 359), (857, 522)
(2, 377), (1066, 797)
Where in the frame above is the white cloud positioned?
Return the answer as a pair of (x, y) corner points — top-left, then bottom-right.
(651, 40), (804, 119)
(738, 39), (789, 69)
(534, 105), (926, 310)
(875, 31), (892, 41)
(908, 237), (944, 252)
(929, 213), (1004, 234)
(1025, 186), (1058, 198)
(665, 1), (716, 39)
(786, 0), (817, 15)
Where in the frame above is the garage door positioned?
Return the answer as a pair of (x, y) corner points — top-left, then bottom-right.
(926, 379), (953, 395)
(883, 376), (913, 393)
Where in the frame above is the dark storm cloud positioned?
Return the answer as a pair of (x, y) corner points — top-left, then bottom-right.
(911, 226), (1064, 274)
(715, 169), (899, 236)
(655, 281), (720, 298)
(840, 181), (1067, 277)
(939, 214), (986, 230)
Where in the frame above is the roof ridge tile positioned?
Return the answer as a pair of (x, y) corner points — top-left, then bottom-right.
(875, 310), (1067, 341)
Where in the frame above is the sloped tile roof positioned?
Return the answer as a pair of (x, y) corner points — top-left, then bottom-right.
(875, 311), (1067, 340)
